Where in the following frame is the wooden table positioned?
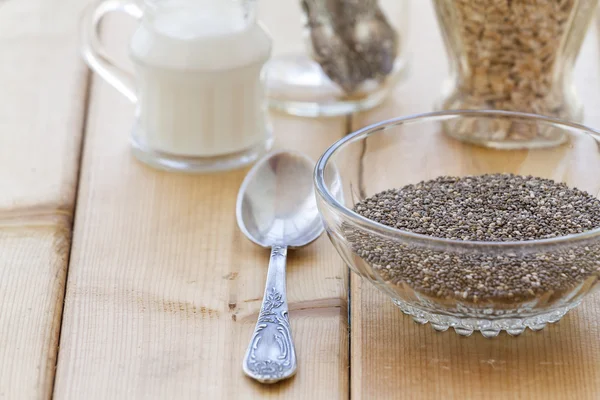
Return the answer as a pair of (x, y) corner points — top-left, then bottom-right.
(1, 1), (600, 399)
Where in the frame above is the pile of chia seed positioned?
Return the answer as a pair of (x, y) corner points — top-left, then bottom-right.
(349, 174), (600, 303)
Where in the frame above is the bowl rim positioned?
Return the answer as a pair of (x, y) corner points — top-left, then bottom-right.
(314, 109), (600, 250)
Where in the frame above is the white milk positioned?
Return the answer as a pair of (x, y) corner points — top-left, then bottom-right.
(129, 2), (272, 157)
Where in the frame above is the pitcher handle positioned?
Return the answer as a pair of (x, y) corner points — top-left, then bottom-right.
(80, 0), (143, 103)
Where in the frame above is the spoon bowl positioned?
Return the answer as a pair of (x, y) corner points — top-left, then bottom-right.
(237, 151), (323, 248)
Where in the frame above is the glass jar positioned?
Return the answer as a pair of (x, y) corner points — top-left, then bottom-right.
(433, 0), (598, 149)
(262, 0), (408, 117)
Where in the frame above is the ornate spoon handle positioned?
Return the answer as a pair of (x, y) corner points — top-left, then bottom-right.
(242, 245), (297, 384)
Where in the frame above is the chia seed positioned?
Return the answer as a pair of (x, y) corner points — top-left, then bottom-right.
(349, 174), (600, 303)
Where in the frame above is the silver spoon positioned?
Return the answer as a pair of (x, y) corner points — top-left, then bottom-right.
(236, 150), (324, 384)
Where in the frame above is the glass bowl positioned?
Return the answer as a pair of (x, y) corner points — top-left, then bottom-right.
(315, 110), (600, 337)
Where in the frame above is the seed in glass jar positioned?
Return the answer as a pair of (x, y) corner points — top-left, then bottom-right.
(434, 0), (583, 141)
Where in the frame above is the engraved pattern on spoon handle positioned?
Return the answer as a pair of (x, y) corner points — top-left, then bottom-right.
(242, 245), (297, 384)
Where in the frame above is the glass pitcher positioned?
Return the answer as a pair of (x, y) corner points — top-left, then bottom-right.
(81, 0), (273, 172)
(433, 0), (598, 149)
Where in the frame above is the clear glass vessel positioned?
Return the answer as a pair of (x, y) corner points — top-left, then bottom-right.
(315, 110), (600, 337)
(433, 0), (598, 149)
(263, 0), (408, 117)
(81, 0), (273, 173)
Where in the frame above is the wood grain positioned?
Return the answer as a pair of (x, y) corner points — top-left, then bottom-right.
(53, 8), (349, 399)
(0, 0), (90, 398)
(350, 2), (600, 399)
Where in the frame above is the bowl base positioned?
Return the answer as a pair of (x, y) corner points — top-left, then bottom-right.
(391, 299), (581, 337)
(265, 53), (408, 117)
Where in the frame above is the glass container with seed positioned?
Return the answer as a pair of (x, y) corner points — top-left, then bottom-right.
(315, 111), (600, 337)
(433, 0), (598, 149)
(261, 0), (408, 117)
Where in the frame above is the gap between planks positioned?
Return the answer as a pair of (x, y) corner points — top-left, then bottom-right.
(49, 69), (94, 400)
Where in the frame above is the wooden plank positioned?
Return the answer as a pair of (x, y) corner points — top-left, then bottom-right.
(350, 2), (600, 399)
(0, 227), (70, 399)
(0, 0), (87, 212)
(0, 0), (90, 398)
(53, 6), (349, 399)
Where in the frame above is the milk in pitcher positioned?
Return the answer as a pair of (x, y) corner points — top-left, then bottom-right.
(81, 0), (273, 172)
